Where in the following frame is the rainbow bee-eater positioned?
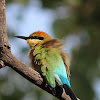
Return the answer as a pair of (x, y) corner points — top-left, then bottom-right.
(15, 31), (77, 100)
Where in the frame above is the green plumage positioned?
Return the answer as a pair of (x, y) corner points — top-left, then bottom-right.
(33, 44), (63, 88)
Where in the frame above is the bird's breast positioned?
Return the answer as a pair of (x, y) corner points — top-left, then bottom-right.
(28, 46), (40, 72)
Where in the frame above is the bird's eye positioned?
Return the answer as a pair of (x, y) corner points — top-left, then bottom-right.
(34, 36), (38, 39)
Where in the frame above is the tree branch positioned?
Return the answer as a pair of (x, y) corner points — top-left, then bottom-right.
(0, 0), (79, 100)
(0, 0), (8, 43)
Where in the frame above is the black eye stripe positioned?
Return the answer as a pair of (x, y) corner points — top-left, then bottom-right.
(28, 36), (44, 40)
(38, 37), (44, 40)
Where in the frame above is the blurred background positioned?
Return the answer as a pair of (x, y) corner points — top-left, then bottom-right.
(0, 0), (100, 100)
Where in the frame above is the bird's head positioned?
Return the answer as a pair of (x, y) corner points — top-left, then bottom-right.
(14, 31), (51, 47)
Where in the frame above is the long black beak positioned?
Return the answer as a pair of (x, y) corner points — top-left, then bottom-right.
(14, 36), (29, 40)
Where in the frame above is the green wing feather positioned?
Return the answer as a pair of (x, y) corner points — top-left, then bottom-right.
(33, 44), (61, 88)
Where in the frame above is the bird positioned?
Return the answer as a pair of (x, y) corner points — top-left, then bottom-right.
(15, 31), (77, 100)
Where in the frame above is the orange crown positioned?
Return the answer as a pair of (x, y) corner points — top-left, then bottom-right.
(29, 31), (51, 39)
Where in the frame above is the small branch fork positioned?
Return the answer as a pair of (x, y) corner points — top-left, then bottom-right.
(0, 0), (79, 100)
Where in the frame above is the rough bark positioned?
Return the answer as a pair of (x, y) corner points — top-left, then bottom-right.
(0, 0), (79, 100)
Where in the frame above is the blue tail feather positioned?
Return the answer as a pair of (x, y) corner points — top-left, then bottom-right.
(59, 75), (71, 87)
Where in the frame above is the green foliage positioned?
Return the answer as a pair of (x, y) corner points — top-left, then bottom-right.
(41, 0), (63, 8)
(6, 0), (29, 5)
(53, 15), (81, 38)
